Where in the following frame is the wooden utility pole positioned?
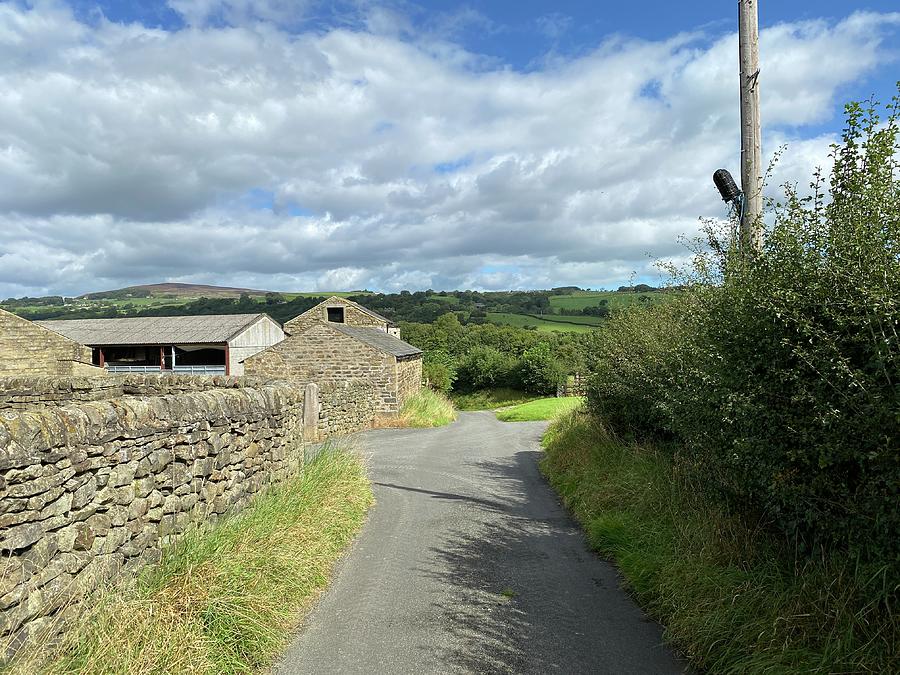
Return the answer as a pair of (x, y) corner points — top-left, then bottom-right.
(739, 0), (763, 250)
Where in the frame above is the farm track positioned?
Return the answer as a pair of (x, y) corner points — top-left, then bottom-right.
(275, 412), (686, 674)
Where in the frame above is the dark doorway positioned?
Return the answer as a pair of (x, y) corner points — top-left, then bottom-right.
(327, 307), (345, 323)
(174, 347), (226, 366)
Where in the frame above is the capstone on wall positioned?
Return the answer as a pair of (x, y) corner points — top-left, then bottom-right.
(0, 376), (376, 651)
(284, 297), (389, 335)
(0, 377), (122, 411)
(244, 323), (403, 412)
(0, 309), (101, 378)
(0, 375), (271, 411)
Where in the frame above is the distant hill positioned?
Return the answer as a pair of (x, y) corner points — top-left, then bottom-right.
(80, 283), (273, 300)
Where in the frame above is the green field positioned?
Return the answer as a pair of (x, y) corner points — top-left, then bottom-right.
(496, 397), (584, 422)
(549, 290), (665, 312)
(486, 312), (597, 333)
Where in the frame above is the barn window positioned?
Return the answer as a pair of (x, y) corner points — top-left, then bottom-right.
(327, 307), (345, 323)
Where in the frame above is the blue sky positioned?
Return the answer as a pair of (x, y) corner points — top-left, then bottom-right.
(1, 0), (898, 295)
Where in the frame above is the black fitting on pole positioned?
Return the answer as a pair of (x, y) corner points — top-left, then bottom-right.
(713, 169), (742, 208)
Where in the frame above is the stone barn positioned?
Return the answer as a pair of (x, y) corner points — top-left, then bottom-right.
(0, 308), (103, 376)
(244, 297), (423, 413)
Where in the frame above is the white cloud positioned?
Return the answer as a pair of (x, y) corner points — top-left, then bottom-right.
(0, 4), (898, 296)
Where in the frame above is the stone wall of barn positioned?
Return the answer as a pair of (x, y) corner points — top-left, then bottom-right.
(0, 309), (101, 378)
(284, 297), (387, 335)
(395, 356), (423, 408)
(0, 375), (376, 651)
(244, 323), (402, 412)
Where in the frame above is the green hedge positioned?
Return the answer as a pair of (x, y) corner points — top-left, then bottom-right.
(587, 93), (900, 562)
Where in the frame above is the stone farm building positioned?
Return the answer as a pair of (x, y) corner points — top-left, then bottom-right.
(36, 313), (284, 376)
(244, 297), (423, 412)
(0, 308), (103, 376)
(0, 296), (422, 413)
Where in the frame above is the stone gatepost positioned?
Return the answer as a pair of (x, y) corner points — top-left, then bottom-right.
(303, 382), (320, 442)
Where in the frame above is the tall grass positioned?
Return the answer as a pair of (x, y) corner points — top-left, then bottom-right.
(10, 445), (373, 675)
(451, 388), (539, 411)
(385, 388), (457, 428)
(541, 411), (899, 673)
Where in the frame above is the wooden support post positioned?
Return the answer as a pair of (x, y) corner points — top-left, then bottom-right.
(739, 0), (763, 251)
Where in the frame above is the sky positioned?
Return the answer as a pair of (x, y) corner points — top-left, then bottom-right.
(1, 1), (899, 297)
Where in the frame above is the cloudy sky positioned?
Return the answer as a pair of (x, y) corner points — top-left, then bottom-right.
(2, 1), (898, 297)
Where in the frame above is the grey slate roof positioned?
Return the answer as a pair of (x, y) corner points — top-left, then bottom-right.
(330, 325), (422, 358)
(37, 314), (269, 346)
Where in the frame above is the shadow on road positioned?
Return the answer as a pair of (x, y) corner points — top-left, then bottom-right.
(373, 482), (512, 513)
(420, 450), (582, 673)
(418, 449), (682, 674)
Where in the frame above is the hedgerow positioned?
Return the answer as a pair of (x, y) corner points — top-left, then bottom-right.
(587, 90), (900, 562)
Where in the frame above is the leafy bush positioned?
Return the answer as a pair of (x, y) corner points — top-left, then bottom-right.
(520, 342), (566, 394)
(422, 350), (457, 393)
(586, 296), (699, 437)
(455, 345), (521, 391)
(587, 92), (900, 560)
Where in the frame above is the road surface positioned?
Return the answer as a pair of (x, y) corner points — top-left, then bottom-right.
(276, 411), (685, 674)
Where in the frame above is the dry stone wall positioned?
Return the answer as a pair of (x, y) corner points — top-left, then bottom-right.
(318, 380), (378, 437)
(0, 378), (122, 411)
(117, 374), (268, 396)
(0, 374), (377, 652)
(0, 375), (270, 411)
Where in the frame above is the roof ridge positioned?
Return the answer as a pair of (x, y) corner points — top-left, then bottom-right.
(39, 312), (265, 323)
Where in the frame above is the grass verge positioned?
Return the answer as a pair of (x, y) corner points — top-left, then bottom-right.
(495, 396), (583, 422)
(451, 388), (540, 411)
(540, 410), (899, 673)
(11, 444), (373, 675)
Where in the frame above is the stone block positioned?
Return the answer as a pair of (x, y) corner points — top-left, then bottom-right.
(0, 523), (44, 553)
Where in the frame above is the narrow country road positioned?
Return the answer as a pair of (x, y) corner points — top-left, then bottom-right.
(276, 412), (685, 674)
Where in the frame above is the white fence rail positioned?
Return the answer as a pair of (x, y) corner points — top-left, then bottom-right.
(107, 365), (226, 376)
